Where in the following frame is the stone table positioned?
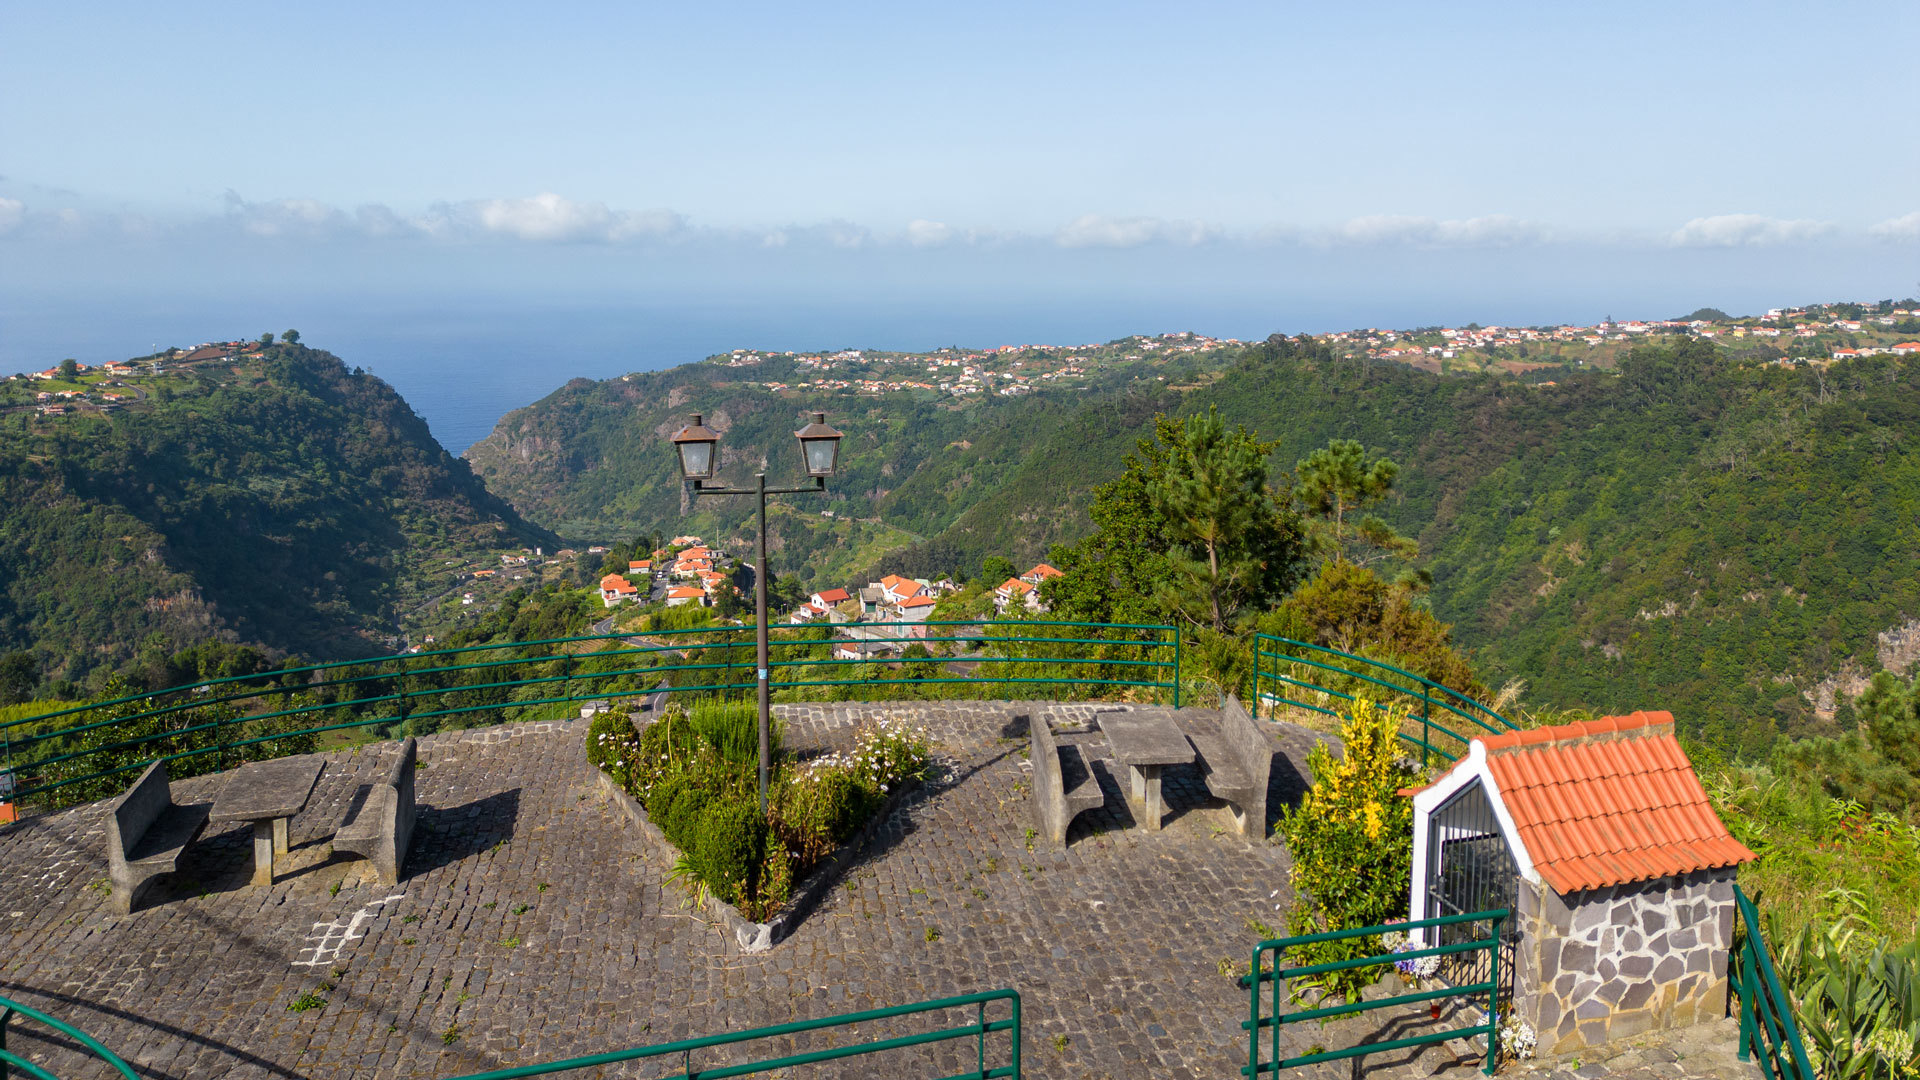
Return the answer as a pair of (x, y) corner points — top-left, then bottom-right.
(1097, 708), (1194, 831)
(210, 757), (324, 886)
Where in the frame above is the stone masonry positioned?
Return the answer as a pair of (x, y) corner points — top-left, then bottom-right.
(1514, 866), (1737, 1054)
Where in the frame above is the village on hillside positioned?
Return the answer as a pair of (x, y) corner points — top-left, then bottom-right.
(0, 338), (277, 416)
(717, 331), (1243, 399)
(1322, 301), (1920, 379)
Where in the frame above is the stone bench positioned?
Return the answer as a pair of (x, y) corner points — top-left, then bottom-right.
(106, 760), (212, 914)
(1187, 695), (1275, 837)
(333, 738), (417, 884)
(1030, 716), (1104, 846)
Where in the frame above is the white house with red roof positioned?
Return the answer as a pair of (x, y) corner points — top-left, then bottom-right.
(993, 577), (1042, 613)
(809, 587), (852, 609)
(599, 573), (640, 607)
(665, 586), (706, 608)
(877, 575), (923, 605)
(895, 594), (939, 623)
(1020, 563), (1064, 586)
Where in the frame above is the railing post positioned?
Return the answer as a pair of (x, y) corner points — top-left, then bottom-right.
(1010, 991), (1022, 1080)
(976, 999), (986, 1078)
(1736, 940), (1755, 1062)
(1172, 630), (1182, 709)
(1253, 638), (1261, 720)
(1484, 912), (1502, 1075)
(1421, 697), (1431, 769)
(1247, 942), (1261, 1078)
(3, 1001), (12, 1080)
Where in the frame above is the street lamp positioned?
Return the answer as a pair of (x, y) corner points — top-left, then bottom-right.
(670, 411), (844, 813)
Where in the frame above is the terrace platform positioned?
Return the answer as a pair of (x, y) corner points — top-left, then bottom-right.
(0, 702), (1758, 1079)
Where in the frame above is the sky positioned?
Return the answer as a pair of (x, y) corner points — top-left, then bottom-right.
(4, 1), (1917, 445)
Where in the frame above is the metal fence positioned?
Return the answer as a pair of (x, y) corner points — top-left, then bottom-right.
(0, 619), (1177, 811)
(439, 990), (1020, 1080)
(1251, 635), (1517, 763)
(1240, 909), (1509, 1078)
(0, 993), (139, 1080)
(1732, 885), (1816, 1080)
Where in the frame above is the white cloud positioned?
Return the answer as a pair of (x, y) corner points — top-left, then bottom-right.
(471, 193), (610, 241)
(461, 193), (685, 243)
(1869, 211), (1920, 242)
(1329, 214), (1548, 247)
(1668, 214), (1832, 247)
(906, 219), (955, 247)
(218, 190), (687, 244)
(1054, 214), (1214, 248)
(0, 197), (23, 233)
(223, 192), (349, 237)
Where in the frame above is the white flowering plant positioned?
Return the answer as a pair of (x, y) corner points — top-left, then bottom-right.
(1498, 1015), (1537, 1061)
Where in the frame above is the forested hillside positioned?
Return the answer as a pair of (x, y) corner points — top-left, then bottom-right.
(0, 346), (550, 690)
(462, 346), (1233, 588)
(470, 337), (1920, 751)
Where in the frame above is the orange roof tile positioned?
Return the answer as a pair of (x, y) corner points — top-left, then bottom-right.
(1480, 710), (1754, 894)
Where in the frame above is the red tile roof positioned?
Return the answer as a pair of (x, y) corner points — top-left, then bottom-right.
(1481, 711), (1754, 894)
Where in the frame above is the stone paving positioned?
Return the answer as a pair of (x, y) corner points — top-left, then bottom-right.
(0, 703), (1761, 1080)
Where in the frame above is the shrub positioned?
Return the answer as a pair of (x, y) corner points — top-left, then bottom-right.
(660, 783), (710, 852)
(585, 710), (640, 784)
(693, 796), (767, 909)
(754, 837), (795, 920)
(687, 699), (778, 765)
(775, 766), (876, 863)
(1275, 696), (1422, 1003)
(615, 710), (931, 920)
(1770, 910), (1920, 1080)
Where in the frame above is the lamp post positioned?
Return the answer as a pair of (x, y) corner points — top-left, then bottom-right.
(671, 412), (843, 814)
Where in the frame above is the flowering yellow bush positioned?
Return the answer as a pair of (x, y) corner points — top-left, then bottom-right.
(1276, 696), (1423, 1001)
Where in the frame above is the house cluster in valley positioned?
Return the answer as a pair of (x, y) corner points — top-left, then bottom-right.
(592, 544), (1067, 661)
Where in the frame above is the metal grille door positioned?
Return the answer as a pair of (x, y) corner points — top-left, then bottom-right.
(1425, 781), (1518, 1003)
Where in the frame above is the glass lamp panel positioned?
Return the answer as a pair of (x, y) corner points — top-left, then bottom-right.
(803, 437), (838, 476)
(678, 441), (713, 479)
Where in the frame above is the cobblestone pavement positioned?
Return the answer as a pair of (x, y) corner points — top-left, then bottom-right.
(0, 703), (1758, 1080)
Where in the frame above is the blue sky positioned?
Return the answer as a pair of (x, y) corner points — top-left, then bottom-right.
(4, 0), (1918, 401)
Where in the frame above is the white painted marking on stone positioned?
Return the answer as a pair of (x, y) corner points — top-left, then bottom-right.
(292, 893), (406, 968)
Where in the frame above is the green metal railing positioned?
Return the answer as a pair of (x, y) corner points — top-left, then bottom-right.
(1733, 885), (1816, 1080)
(0, 993), (139, 1080)
(1240, 908), (1509, 1078)
(440, 989), (1020, 1080)
(1252, 635), (1518, 764)
(0, 619), (1176, 811)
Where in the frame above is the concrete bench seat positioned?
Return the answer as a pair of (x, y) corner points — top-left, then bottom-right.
(333, 738), (416, 884)
(1187, 695), (1275, 838)
(107, 760), (212, 914)
(1031, 717), (1105, 846)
